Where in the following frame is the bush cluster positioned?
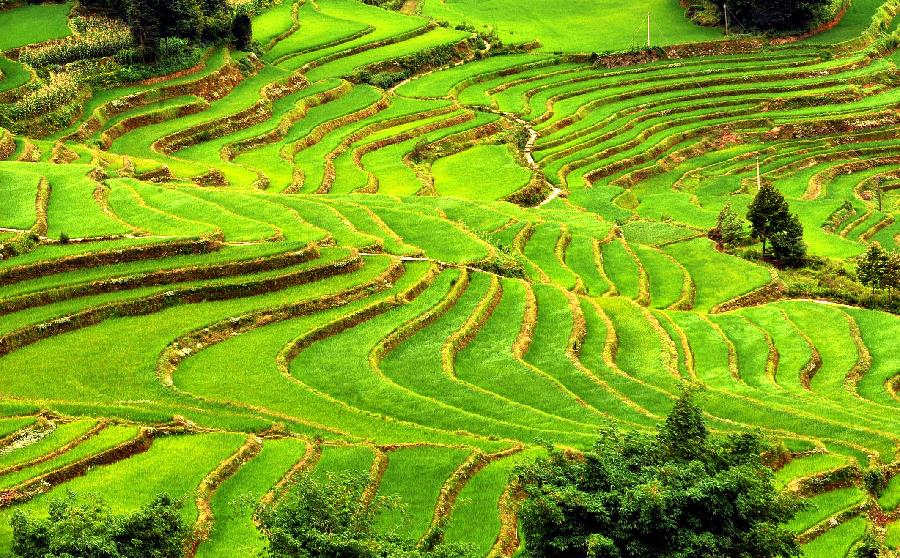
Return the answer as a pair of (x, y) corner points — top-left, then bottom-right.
(354, 43), (462, 89)
(260, 472), (475, 558)
(11, 493), (188, 558)
(687, 0), (834, 32)
(516, 392), (803, 558)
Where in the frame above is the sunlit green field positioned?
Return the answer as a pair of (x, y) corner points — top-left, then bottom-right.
(0, 0), (897, 555)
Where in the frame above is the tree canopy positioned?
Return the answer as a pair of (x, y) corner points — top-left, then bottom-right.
(712, 0), (831, 32)
(11, 493), (188, 558)
(515, 391), (802, 558)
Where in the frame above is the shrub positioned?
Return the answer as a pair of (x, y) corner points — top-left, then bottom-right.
(769, 212), (806, 268)
(862, 467), (888, 496)
(709, 202), (747, 248)
(231, 13), (252, 50)
(259, 472), (475, 558)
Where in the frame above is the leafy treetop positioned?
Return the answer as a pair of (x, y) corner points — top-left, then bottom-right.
(515, 391), (802, 558)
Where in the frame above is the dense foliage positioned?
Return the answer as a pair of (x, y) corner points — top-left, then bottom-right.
(260, 473), (475, 558)
(747, 181), (807, 266)
(79, 0), (250, 60)
(516, 392), (802, 558)
(10, 493), (188, 558)
(709, 202), (747, 248)
(858, 243), (900, 295)
(710, 0), (832, 32)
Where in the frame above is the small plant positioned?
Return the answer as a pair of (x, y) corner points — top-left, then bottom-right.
(862, 466), (888, 496)
(58, 232), (69, 244)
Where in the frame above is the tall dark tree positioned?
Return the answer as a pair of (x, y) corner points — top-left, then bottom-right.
(231, 13), (252, 50)
(516, 391), (802, 558)
(858, 243), (889, 294)
(161, 0), (203, 42)
(747, 181), (790, 259)
(769, 212), (806, 267)
(886, 251), (900, 297)
(126, 0), (161, 62)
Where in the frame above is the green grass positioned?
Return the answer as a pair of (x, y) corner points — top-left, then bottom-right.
(433, 144), (531, 201)
(879, 473), (900, 512)
(373, 446), (470, 539)
(0, 425), (140, 491)
(800, 515), (867, 558)
(418, 0), (720, 52)
(367, 203), (492, 264)
(0, 432), (244, 550)
(0, 1), (898, 554)
(0, 2), (72, 50)
(197, 437), (306, 558)
(253, 0), (298, 47)
(0, 417), (34, 439)
(443, 448), (544, 555)
(774, 453), (853, 489)
(664, 238), (770, 312)
(887, 520), (900, 550)
(601, 238), (640, 299)
(0, 419), (97, 470)
(788, 487), (866, 533)
(0, 165), (40, 230)
(633, 244), (684, 309)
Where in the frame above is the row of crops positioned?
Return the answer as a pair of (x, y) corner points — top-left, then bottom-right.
(0, 0), (898, 555)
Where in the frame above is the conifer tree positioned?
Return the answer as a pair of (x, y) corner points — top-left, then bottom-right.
(858, 243), (888, 294)
(747, 182), (790, 259)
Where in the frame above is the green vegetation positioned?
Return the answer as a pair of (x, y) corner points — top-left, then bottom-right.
(0, 3), (73, 50)
(0, 0), (896, 555)
(11, 493), (187, 558)
(516, 393), (802, 557)
(259, 472), (474, 557)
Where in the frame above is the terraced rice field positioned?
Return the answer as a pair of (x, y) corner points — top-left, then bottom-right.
(0, 0), (898, 555)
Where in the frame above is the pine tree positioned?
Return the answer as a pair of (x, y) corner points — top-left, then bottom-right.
(770, 213), (806, 267)
(858, 243), (888, 294)
(746, 182), (790, 259)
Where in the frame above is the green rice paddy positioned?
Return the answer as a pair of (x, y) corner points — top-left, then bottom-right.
(0, 0), (897, 554)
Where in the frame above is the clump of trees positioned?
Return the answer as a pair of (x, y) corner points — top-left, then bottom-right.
(708, 182), (807, 267)
(11, 493), (188, 558)
(81, 0), (253, 61)
(260, 472), (475, 558)
(516, 391), (803, 558)
(747, 181), (807, 267)
(704, 0), (831, 32)
(857, 242), (900, 296)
